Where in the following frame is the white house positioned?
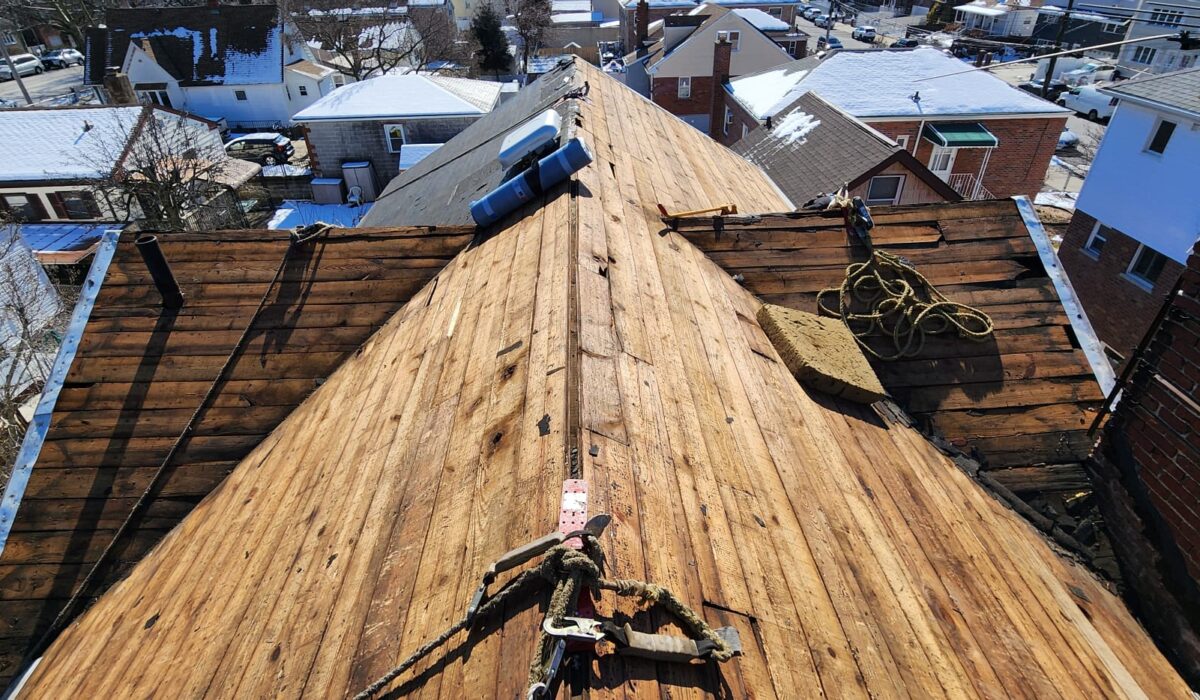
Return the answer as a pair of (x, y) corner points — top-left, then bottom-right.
(1057, 67), (1200, 359)
(0, 105), (258, 227)
(1115, 0), (1199, 75)
(85, 4), (338, 128)
(953, 0), (1042, 37)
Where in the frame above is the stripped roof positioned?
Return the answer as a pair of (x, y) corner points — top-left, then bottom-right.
(12, 57), (1189, 699)
(733, 92), (961, 204)
(293, 75), (503, 121)
(85, 4), (289, 87)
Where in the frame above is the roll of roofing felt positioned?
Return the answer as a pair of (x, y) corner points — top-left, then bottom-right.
(470, 137), (594, 228)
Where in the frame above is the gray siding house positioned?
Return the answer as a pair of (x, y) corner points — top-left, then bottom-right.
(294, 74), (503, 193)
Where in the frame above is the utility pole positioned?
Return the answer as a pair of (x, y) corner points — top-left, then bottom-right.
(2, 13), (34, 105)
(825, 0), (834, 46)
(1041, 0), (1075, 98)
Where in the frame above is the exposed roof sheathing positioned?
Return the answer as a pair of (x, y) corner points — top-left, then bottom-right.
(0, 226), (474, 686)
(16, 59), (1189, 699)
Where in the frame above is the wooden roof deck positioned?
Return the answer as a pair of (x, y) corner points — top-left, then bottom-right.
(14, 61), (1188, 698)
(673, 203), (1107, 491)
(0, 226), (474, 684)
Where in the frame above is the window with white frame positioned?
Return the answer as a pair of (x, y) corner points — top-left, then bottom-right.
(1132, 46), (1157, 64)
(298, 85), (308, 96)
(767, 6), (782, 16)
(137, 90), (172, 107)
(718, 30), (741, 51)
(865, 175), (904, 205)
(723, 107), (733, 135)
(1146, 119), (1176, 154)
(678, 76), (691, 99)
(234, 89), (248, 101)
(1149, 8), (1183, 26)
(1126, 244), (1168, 288)
(384, 124), (406, 153)
(896, 135), (909, 151)
(1083, 222), (1108, 258)
(742, 123), (748, 138)
(1102, 21), (1122, 33)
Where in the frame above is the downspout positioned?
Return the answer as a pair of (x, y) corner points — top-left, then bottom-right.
(974, 147), (992, 200)
(913, 119), (924, 156)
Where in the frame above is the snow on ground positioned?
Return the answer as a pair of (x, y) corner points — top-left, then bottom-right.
(267, 200), (374, 230)
(1035, 191), (1078, 211)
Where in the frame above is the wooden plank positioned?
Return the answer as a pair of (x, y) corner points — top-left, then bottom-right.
(702, 236), (1037, 270)
(76, 326), (387, 357)
(875, 351), (1095, 389)
(8, 496), (198, 533)
(47, 405), (296, 440)
(63, 350), (354, 384)
(54, 378), (322, 412)
(22, 462), (236, 500)
(988, 464), (1092, 494)
(36, 434), (267, 468)
(928, 403), (1097, 441)
(96, 278), (434, 308)
(739, 259), (1032, 295)
(896, 377), (1105, 412)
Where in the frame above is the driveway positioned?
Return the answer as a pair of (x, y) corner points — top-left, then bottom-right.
(0, 65), (87, 104)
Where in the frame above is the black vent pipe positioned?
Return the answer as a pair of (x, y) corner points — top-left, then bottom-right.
(135, 235), (184, 309)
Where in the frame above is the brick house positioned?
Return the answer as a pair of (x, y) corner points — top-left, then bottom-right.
(294, 74), (502, 200)
(619, 0), (804, 51)
(732, 92), (960, 206)
(721, 48), (1069, 199)
(625, 3), (792, 132)
(1057, 68), (1199, 364)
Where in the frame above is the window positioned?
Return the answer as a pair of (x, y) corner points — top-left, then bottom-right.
(1083, 222), (1108, 258)
(1126, 244), (1168, 288)
(49, 191), (100, 220)
(234, 89), (248, 101)
(298, 85), (308, 96)
(1132, 46), (1157, 64)
(0, 194), (44, 222)
(1147, 119), (1176, 154)
(767, 6), (783, 16)
(865, 175), (904, 205)
(718, 30), (740, 51)
(723, 107), (733, 135)
(138, 90), (172, 107)
(1102, 21), (1122, 33)
(1183, 55), (1197, 69)
(1149, 8), (1183, 26)
(333, 73), (347, 87)
(741, 123), (748, 139)
(384, 123), (406, 153)
(677, 76), (691, 99)
(896, 135), (909, 151)
(928, 146), (956, 178)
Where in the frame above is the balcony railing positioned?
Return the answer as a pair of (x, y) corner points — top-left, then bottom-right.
(947, 172), (996, 201)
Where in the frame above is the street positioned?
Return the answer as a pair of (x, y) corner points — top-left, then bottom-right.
(0, 65), (88, 105)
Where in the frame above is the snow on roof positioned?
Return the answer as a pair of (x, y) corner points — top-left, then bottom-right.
(286, 59), (337, 79)
(772, 107), (821, 145)
(267, 200), (373, 229)
(292, 75), (502, 121)
(623, 0), (697, 8)
(128, 21), (284, 85)
(734, 49), (1068, 119)
(0, 107), (144, 182)
(1037, 6), (1114, 22)
(956, 3), (1009, 16)
(733, 8), (789, 30)
(398, 143), (442, 170)
(553, 0), (592, 11)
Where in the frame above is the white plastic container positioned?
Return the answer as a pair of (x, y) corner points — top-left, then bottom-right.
(498, 109), (563, 170)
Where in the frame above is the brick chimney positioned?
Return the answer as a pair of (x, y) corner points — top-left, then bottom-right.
(709, 35), (733, 140)
(102, 68), (138, 105)
(635, 0), (650, 46)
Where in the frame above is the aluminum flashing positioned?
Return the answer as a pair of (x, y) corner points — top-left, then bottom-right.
(0, 230), (120, 556)
(1014, 195), (1116, 395)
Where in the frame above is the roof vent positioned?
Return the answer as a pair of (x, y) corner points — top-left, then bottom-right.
(498, 109), (562, 170)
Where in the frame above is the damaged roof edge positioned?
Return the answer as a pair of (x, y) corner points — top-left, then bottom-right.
(0, 230), (120, 557)
(1014, 195), (1117, 396)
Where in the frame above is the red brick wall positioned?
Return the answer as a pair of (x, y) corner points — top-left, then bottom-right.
(1100, 243), (1200, 584)
(715, 91), (764, 147)
(622, 6), (681, 50)
(867, 117), (1065, 198)
(651, 75), (715, 120)
(1058, 209), (1185, 362)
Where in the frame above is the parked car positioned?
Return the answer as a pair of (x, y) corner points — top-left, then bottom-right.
(40, 49), (85, 69)
(1057, 85), (1118, 121)
(1062, 62), (1118, 87)
(817, 35), (843, 50)
(0, 54), (45, 81)
(891, 38), (919, 48)
(1018, 80), (1068, 102)
(225, 133), (295, 166)
(814, 14), (834, 28)
(851, 26), (877, 42)
(1057, 127), (1079, 151)
(802, 7), (822, 20)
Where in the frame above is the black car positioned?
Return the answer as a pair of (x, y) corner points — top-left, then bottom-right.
(1018, 80), (1067, 102)
(225, 133), (295, 166)
(891, 38), (919, 48)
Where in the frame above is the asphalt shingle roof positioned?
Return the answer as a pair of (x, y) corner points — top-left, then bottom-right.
(1102, 67), (1200, 118)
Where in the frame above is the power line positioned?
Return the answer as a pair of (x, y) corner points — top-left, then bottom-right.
(913, 31), (1178, 81)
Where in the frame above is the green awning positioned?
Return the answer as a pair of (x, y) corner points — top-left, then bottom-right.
(922, 122), (998, 148)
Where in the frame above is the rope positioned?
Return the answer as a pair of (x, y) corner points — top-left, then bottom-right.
(815, 196), (994, 361)
(23, 224), (332, 667)
(355, 540), (733, 700)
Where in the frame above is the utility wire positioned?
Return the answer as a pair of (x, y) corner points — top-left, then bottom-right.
(913, 31), (1178, 81)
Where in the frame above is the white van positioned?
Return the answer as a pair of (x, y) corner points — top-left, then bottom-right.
(1058, 85), (1118, 121)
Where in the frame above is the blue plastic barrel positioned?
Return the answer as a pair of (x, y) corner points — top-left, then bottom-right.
(470, 137), (594, 228)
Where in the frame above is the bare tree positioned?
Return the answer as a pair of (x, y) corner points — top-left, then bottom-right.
(0, 0), (109, 51)
(508, 0), (551, 74)
(78, 107), (252, 231)
(294, 3), (464, 79)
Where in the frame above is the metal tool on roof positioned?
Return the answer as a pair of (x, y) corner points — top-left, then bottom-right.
(656, 203), (739, 220)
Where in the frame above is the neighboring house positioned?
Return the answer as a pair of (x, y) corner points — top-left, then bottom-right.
(1116, 0), (1199, 75)
(1030, 6), (1129, 55)
(620, 0), (804, 50)
(294, 74), (502, 197)
(0, 105), (258, 228)
(626, 4), (792, 132)
(733, 7), (809, 57)
(1057, 67), (1200, 363)
(1, 17), (74, 55)
(732, 92), (961, 205)
(84, 4), (337, 127)
(952, 0), (1042, 37)
(723, 48), (1070, 198)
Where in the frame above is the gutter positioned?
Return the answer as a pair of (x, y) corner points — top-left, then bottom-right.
(0, 230), (120, 557)
(1094, 89), (1200, 124)
(294, 110), (486, 123)
(1013, 195), (1116, 396)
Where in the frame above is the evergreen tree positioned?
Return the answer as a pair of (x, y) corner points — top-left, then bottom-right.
(472, 5), (512, 77)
